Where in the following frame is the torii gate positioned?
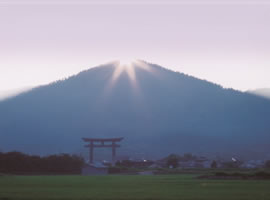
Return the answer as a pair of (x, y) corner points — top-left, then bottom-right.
(82, 137), (124, 163)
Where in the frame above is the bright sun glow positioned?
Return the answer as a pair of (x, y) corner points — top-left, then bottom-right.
(111, 59), (153, 83)
(111, 59), (136, 83)
(118, 58), (134, 67)
(107, 59), (154, 96)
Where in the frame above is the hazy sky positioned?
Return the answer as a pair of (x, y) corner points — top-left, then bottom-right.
(0, 0), (270, 97)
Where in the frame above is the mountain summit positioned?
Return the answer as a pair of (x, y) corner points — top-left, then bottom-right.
(0, 60), (270, 159)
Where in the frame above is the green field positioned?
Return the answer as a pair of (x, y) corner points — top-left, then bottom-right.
(0, 174), (270, 200)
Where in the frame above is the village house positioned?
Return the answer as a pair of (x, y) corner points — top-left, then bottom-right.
(81, 162), (108, 175)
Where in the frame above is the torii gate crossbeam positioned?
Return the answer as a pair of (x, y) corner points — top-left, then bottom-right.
(82, 137), (124, 163)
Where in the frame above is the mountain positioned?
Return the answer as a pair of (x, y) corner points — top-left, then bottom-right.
(248, 88), (270, 100)
(0, 60), (270, 160)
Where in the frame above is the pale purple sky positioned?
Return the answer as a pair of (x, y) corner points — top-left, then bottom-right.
(0, 0), (270, 97)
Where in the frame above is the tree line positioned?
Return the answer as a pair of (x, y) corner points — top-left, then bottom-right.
(0, 151), (84, 175)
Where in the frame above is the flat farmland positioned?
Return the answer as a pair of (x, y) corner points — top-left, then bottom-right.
(0, 174), (269, 200)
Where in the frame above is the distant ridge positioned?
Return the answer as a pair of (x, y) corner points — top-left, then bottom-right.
(0, 60), (270, 160)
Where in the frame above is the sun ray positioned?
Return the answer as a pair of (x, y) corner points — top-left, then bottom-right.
(125, 64), (136, 83)
(111, 64), (124, 82)
(111, 59), (136, 83)
(103, 59), (157, 99)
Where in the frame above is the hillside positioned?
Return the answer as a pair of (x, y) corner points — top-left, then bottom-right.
(0, 60), (270, 160)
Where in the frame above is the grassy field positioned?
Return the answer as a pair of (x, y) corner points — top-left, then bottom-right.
(0, 174), (270, 200)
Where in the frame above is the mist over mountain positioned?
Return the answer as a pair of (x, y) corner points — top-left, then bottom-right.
(0, 86), (33, 101)
(248, 88), (270, 100)
(0, 61), (270, 160)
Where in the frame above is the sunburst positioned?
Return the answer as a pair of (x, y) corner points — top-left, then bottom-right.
(112, 59), (152, 81)
(103, 59), (155, 99)
(111, 59), (136, 84)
